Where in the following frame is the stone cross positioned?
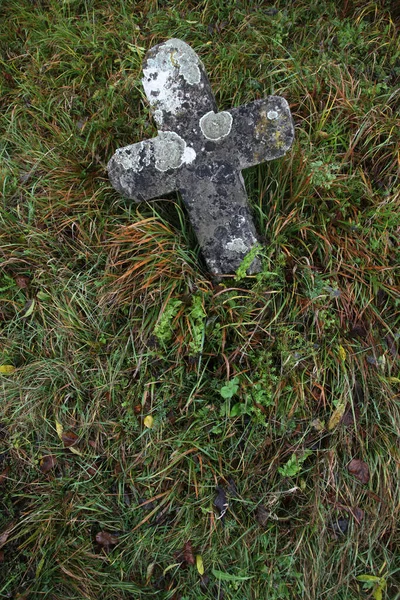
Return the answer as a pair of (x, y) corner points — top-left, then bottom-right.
(108, 38), (294, 276)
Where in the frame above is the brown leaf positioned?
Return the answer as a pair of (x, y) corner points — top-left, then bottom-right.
(61, 431), (79, 447)
(348, 459), (370, 484)
(0, 467), (9, 486)
(15, 275), (30, 289)
(95, 531), (118, 548)
(341, 403), (361, 426)
(352, 507), (365, 523)
(255, 504), (269, 527)
(40, 455), (57, 473)
(0, 549), (4, 562)
(0, 528), (11, 548)
(182, 541), (195, 565)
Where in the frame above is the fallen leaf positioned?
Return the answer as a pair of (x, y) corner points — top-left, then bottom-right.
(200, 574), (210, 591)
(40, 455), (57, 473)
(196, 554), (204, 575)
(21, 299), (35, 318)
(0, 528), (11, 548)
(255, 504), (269, 527)
(348, 459), (370, 484)
(328, 401), (346, 430)
(0, 549), (4, 562)
(182, 541), (195, 565)
(0, 467), (9, 486)
(338, 345), (346, 361)
(55, 420), (63, 440)
(15, 275), (29, 289)
(95, 531), (118, 549)
(144, 415), (154, 429)
(0, 365), (15, 375)
(61, 431), (79, 447)
(352, 507), (365, 523)
(146, 562), (155, 584)
(331, 516), (348, 536)
(214, 486), (228, 520)
(341, 402), (361, 426)
(311, 418), (325, 431)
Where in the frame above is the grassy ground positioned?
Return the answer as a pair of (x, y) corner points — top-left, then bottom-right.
(1, 0), (399, 598)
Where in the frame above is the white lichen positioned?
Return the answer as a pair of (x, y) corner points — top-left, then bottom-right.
(225, 237), (249, 253)
(153, 131), (196, 172)
(142, 39), (201, 118)
(199, 111), (233, 141)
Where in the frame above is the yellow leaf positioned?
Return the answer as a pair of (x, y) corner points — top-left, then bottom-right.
(68, 446), (82, 456)
(0, 365), (15, 374)
(328, 402), (346, 430)
(338, 345), (346, 362)
(196, 555), (204, 575)
(55, 420), (64, 440)
(144, 415), (154, 429)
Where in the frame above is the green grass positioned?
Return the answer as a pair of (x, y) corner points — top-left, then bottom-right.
(0, 0), (399, 598)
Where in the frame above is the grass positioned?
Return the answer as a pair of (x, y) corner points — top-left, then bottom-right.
(0, 0), (399, 598)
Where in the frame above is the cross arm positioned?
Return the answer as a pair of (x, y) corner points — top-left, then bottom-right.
(107, 131), (196, 202)
(228, 96), (294, 170)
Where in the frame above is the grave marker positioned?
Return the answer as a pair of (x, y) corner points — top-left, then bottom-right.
(108, 38), (294, 275)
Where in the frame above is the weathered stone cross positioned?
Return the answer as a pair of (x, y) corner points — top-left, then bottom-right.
(108, 39), (294, 276)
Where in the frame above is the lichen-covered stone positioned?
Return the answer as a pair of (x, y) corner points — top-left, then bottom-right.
(108, 38), (295, 276)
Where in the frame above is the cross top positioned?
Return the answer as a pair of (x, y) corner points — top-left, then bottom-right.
(108, 38), (294, 275)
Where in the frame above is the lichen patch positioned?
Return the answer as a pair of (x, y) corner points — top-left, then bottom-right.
(153, 131), (196, 171)
(199, 111), (233, 141)
(225, 237), (250, 253)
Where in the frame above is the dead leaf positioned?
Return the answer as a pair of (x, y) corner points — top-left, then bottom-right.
(214, 486), (228, 520)
(328, 401), (346, 430)
(348, 458), (370, 484)
(15, 275), (29, 289)
(20, 299), (35, 318)
(341, 403), (361, 426)
(61, 431), (79, 447)
(183, 541), (195, 565)
(0, 528), (11, 548)
(0, 549), (4, 562)
(95, 531), (118, 549)
(55, 420), (63, 439)
(352, 507), (365, 523)
(255, 504), (269, 527)
(0, 467), (9, 486)
(40, 455), (57, 473)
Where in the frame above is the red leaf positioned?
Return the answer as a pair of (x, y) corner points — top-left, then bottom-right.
(61, 431), (79, 447)
(348, 459), (370, 484)
(40, 455), (57, 473)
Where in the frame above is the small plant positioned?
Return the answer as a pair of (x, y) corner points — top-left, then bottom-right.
(308, 160), (340, 189)
(154, 298), (182, 345)
(278, 450), (312, 478)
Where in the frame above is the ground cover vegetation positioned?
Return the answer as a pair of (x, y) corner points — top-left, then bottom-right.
(0, 0), (399, 598)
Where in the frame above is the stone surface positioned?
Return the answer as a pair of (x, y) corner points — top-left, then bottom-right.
(108, 38), (294, 275)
